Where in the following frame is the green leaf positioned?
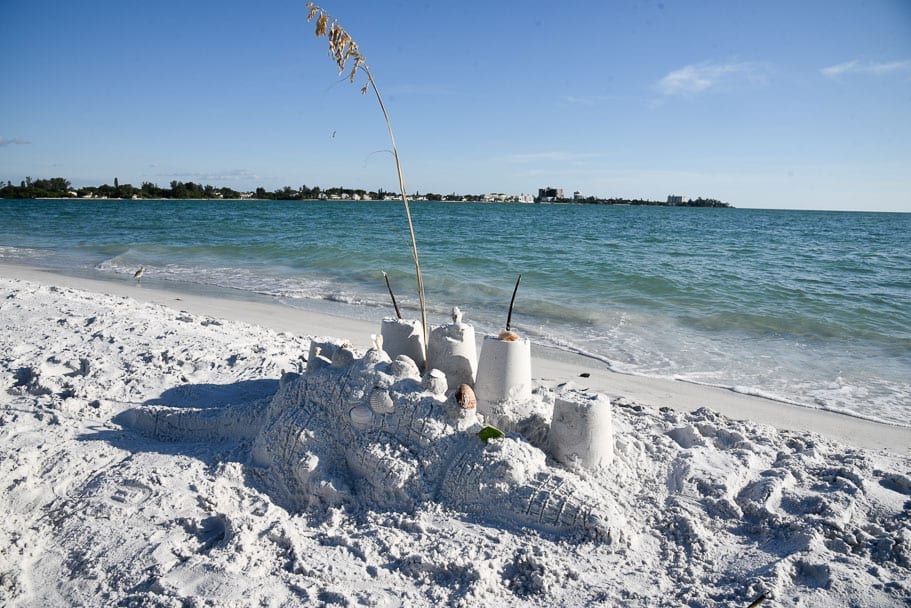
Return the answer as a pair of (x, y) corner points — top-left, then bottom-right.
(477, 425), (505, 442)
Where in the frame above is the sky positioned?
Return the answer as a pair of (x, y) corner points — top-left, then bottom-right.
(1, 0), (910, 211)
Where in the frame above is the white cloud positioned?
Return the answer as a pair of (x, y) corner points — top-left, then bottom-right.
(656, 61), (769, 97)
(820, 59), (911, 78)
(0, 137), (30, 147)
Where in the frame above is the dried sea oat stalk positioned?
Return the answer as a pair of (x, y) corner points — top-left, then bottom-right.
(306, 3), (428, 358)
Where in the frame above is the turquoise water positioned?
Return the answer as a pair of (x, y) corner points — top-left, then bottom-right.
(2, 198), (909, 426)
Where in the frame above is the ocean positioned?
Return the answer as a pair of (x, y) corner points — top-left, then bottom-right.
(1, 198), (909, 426)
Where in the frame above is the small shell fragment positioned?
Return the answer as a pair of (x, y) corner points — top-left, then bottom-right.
(369, 388), (395, 414)
(498, 330), (520, 342)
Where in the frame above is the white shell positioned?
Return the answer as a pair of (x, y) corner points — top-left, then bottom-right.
(307, 354), (333, 372)
(349, 404), (374, 429)
(369, 388), (395, 414)
(362, 345), (392, 366)
(390, 355), (421, 380)
(451, 306), (463, 325)
(422, 368), (448, 395)
(371, 333), (384, 352)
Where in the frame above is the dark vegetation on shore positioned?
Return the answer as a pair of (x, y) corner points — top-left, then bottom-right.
(567, 195), (731, 208)
(1, 177), (732, 207)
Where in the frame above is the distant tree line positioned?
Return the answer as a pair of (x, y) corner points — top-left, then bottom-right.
(562, 196), (732, 208)
(0, 177), (732, 207)
(1, 177), (273, 200)
(0, 178), (380, 200)
(1, 177), (75, 199)
(0, 178), (508, 202)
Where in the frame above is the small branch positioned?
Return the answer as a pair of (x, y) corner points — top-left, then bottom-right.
(506, 274), (522, 332)
(383, 271), (402, 319)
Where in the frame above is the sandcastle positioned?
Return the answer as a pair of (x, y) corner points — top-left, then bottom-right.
(121, 312), (619, 542)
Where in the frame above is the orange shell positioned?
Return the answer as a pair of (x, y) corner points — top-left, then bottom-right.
(455, 384), (476, 410)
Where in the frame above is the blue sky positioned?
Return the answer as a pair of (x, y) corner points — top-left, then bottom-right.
(1, 0), (909, 211)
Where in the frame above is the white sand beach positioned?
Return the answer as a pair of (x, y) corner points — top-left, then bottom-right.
(2, 262), (910, 606)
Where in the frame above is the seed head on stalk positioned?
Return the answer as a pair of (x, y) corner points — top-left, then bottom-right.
(306, 2), (429, 361)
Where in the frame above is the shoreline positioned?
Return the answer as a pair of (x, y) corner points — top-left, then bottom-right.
(2, 260), (909, 452)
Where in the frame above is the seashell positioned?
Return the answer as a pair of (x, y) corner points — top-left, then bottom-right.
(307, 347), (333, 372)
(451, 306), (463, 325)
(390, 354), (421, 380)
(455, 384), (476, 410)
(369, 388), (394, 414)
(349, 404), (374, 429)
(371, 333), (384, 352)
(362, 342), (391, 366)
(422, 368), (448, 396)
(498, 330), (519, 342)
(309, 341), (337, 363)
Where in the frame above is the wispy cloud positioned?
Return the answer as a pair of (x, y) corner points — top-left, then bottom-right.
(562, 95), (600, 106)
(561, 94), (625, 106)
(386, 83), (456, 97)
(656, 61), (769, 97)
(820, 59), (911, 78)
(157, 169), (260, 182)
(0, 137), (31, 147)
(500, 151), (599, 164)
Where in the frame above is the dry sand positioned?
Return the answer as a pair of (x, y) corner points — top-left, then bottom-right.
(2, 262), (910, 607)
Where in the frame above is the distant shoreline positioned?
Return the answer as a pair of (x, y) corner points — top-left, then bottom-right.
(0, 177), (732, 207)
(8, 196), (732, 208)
(7, 198), (909, 213)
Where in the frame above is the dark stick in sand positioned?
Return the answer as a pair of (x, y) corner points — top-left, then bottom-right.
(383, 272), (403, 319)
(746, 593), (768, 608)
(506, 274), (522, 332)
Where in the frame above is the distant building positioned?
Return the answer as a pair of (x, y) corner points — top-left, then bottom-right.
(667, 195), (688, 205)
(573, 191), (584, 201)
(479, 192), (534, 203)
(538, 187), (564, 202)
